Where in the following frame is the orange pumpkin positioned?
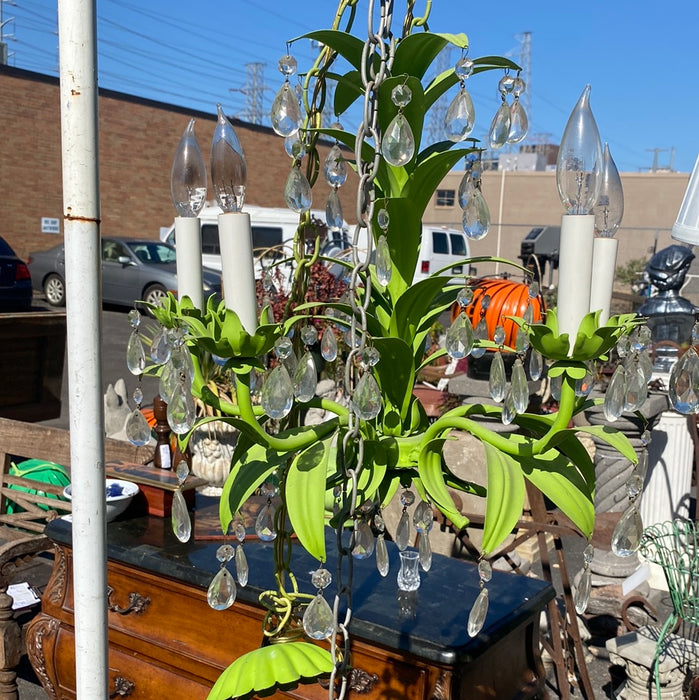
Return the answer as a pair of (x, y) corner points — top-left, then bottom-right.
(451, 277), (545, 349)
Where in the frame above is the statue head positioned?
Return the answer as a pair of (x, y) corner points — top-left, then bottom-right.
(645, 244), (695, 292)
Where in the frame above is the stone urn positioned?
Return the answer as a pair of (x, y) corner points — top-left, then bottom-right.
(189, 420), (238, 496)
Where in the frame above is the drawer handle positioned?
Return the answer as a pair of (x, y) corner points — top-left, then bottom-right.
(109, 675), (135, 697)
(107, 586), (151, 615)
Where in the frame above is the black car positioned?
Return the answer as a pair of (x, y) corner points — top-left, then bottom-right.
(0, 236), (32, 311)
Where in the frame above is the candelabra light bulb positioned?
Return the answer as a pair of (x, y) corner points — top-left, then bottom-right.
(671, 155), (699, 245)
(555, 85), (603, 215)
(593, 143), (624, 238)
(211, 103), (247, 213)
(170, 118), (207, 217)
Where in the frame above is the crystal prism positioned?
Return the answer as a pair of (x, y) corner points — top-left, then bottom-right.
(325, 189), (344, 230)
(150, 327), (171, 365)
(207, 567), (237, 610)
(397, 550), (420, 591)
(381, 113), (415, 167)
(158, 360), (178, 403)
(412, 501), (433, 533)
(235, 546), (249, 587)
(470, 319), (489, 359)
(395, 510), (411, 551)
(171, 488), (192, 543)
(125, 409), (151, 447)
(624, 364), (647, 412)
(303, 593), (334, 640)
(488, 102), (511, 150)
(320, 326), (338, 362)
(611, 505), (643, 557)
(511, 358), (529, 414)
(167, 384), (196, 435)
(603, 365), (627, 422)
(507, 100), (528, 144)
(418, 533), (432, 571)
(270, 82), (302, 137)
(350, 371), (382, 420)
(352, 520), (375, 559)
(294, 351), (317, 403)
(126, 331), (146, 375)
(573, 567), (592, 615)
(323, 144), (347, 187)
(376, 533), (389, 577)
(462, 189), (490, 240)
(528, 349), (543, 381)
(489, 351), (506, 403)
(444, 88), (475, 142)
(261, 364), (294, 419)
(255, 503), (277, 541)
(284, 167), (312, 213)
(669, 347), (699, 414)
(458, 171), (475, 208)
(467, 587), (489, 637)
(501, 388), (516, 426)
(376, 234), (392, 286)
(445, 314), (474, 360)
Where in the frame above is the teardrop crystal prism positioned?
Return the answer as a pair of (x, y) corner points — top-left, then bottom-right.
(125, 409), (151, 447)
(462, 189), (490, 241)
(284, 167), (312, 213)
(528, 349), (543, 381)
(270, 82), (302, 137)
(326, 189), (344, 231)
(511, 358), (529, 414)
(444, 88), (475, 142)
(126, 331), (146, 375)
(418, 533), (432, 571)
(507, 100), (528, 144)
(351, 371), (382, 420)
(261, 364), (294, 419)
(167, 384), (196, 435)
(235, 546), (249, 587)
(603, 365), (627, 422)
(323, 144), (347, 187)
(172, 488), (192, 543)
(624, 364), (647, 412)
(458, 171), (475, 208)
(467, 587), (489, 637)
(445, 314), (474, 360)
(158, 360), (178, 403)
(669, 347), (699, 414)
(488, 102), (511, 150)
(489, 351), (506, 403)
(303, 593), (334, 640)
(470, 319), (489, 359)
(150, 327), (172, 365)
(501, 388), (516, 426)
(320, 326), (338, 362)
(294, 351), (317, 403)
(412, 501), (434, 533)
(376, 234), (392, 286)
(611, 505), (643, 557)
(255, 503), (277, 541)
(352, 520), (375, 559)
(395, 510), (411, 551)
(207, 567), (237, 610)
(638, 349), (654, 384)
(381, 113), (415, 167)
(376, 533), (389, 577)
(573, 566), (592, 615)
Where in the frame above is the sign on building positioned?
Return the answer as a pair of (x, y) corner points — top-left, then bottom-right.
(41, 217), (60, 234)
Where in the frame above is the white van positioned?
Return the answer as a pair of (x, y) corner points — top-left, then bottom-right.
(413, 226), (471, 283)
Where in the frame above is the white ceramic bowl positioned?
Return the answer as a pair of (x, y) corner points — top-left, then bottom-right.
(63, 479), (139, 522)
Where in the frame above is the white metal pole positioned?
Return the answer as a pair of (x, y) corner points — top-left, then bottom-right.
(494, 167), (506, 276)
(57, 0), (108, 698)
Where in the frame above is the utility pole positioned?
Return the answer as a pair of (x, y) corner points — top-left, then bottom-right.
(0, 0), (16, 65)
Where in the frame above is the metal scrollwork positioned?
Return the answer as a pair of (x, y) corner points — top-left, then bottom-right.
(348, 668), (379, 694)
(109, 675), (135, 697)
(107, 586), (150, 615)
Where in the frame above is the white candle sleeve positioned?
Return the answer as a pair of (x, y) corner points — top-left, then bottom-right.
(589, 236), (618, 325)
(174, 216), (203, 309)
(556, 214), (595, 353)
(218, 211), (258, 333)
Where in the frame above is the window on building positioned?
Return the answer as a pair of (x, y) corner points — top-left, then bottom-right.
(436, 189), (455, 207)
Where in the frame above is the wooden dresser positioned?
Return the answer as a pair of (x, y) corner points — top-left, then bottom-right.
(26, 515), (554, 699)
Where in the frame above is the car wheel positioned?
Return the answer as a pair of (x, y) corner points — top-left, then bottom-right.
(143, 283), (167, 310)
(44, 273), (66, 306)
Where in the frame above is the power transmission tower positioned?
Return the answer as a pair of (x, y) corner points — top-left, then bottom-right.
(646, 148), (669, 172)
(424, 45), (452, 144)
(0, 0), (15, 65)
(514, 31), (532, 128)
(232, 62), (267, 125)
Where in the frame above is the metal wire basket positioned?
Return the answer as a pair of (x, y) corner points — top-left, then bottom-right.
(639, 519), (699, 699)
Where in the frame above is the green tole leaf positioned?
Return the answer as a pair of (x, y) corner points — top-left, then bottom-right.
(575, 425), (638, 464)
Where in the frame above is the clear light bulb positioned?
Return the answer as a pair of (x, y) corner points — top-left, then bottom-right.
(555, 85), (603, 215)
(170, 119), (207, 217)
(211, 103), (247, 213)
(593, 143), (624, 237)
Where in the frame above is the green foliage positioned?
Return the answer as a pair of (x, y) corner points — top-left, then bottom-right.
(616, 256), (648, 286)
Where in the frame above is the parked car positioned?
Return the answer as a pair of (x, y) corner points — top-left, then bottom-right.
(0, 235), (32, 311)
(28, 237), (222, 309)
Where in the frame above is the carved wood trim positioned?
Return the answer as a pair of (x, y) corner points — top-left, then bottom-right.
(25, 614), (60, 699)
(431, 670), (452, 700)
(47, 545), (67, 606)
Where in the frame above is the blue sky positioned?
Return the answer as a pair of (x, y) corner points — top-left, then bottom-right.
(5, 0), (698, 173)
